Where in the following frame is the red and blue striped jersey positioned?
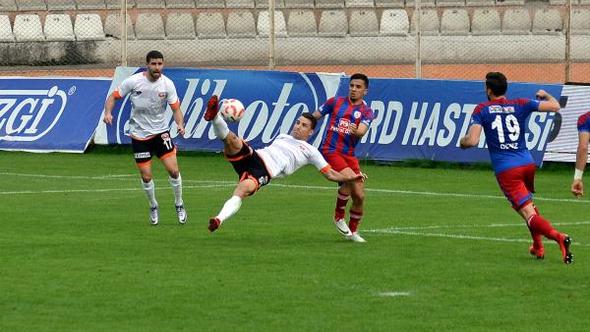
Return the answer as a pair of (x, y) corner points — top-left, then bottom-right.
(318, 96), (374, 156)
(470, 97), (541, 174)
(577, 111), (590, 133)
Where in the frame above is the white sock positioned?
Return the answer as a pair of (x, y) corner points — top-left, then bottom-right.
(217, 195), (242, 222)
(168, 174), (183, 206)
(212, 114), (229, 140)
(142, 179), (158, 208)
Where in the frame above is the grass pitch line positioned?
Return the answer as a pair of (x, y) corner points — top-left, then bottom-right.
(0, 183), (234, 195)
(377, 291), (412, 297)
(384, 221), (590, 230)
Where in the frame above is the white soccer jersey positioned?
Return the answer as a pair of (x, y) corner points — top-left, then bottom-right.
(256, 134), (331, 178)
(115, 72), (179, 139)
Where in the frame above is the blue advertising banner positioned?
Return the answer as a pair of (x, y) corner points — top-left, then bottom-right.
(95, 67), (561, 165)
(0, 77), (111, 153)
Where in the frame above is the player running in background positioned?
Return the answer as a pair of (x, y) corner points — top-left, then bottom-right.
(204, 96), (365, 233)
(312, 73), (374, 243)
(460, 72), (573, 264)
(571, 112), (590, 198)
(103, 50), (187, 226)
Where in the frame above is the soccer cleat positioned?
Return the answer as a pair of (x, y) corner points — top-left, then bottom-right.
(347, 232), (366, 243)
(558, 234), (574, 264)
(334, 219), (353, 238)
(208, 217), (221, 232)
(204, 95), (219, 121)
(149, 206), (159, 225)
(176, 205), (187, 225)
(529, 245), (545, 260)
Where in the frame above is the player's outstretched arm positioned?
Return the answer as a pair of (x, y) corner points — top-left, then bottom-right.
(312, 110), (323, 119)
(460, 124), (482, 149)
(535, 90), (560, 112)
(323, 168), (366, 183)
(572, 131), (590, 197)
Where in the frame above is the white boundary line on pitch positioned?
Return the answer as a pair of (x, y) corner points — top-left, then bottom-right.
(382, 221), (590, 230)
(0, 184), (234, 195)
(1, 172), (590, 204)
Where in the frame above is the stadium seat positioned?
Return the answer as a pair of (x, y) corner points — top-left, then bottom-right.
(405, 0), (435, 7)
(105, 0), (135, 8)
(318, 10), (347, 37)
(572, 8), (590, 34)
(76, 0), (106, 9)
(436, 0), (465, 7)
(410, 8), (439, 35)
(287, 10), (316, 36)
(226, 0), (255, 8)
(46, 0), (76, 10)
(315, 0), (344, 8)
(349, 9), (378, 36)
(166, 0), (195, 8)
(466, 0), (494, 6)
(0, 0), (17, 12)
(196, 0), (225, 8)
(255, 0), (284, 8)
(380, 8), (408, 36)
(284, 0), (314, 7)
(165, 12), (195, 39)
(471, 8), (500, 35)
(74, 13), (105, 40)
(440, 8), (469, 36)
(135, 0), (165, 8)
(14, 14), (44, 41)
(257, 10), (287, 37)
(374, 0), (403, 7)
(44, 14), (74, 41)
(495, 0), (524, 5)
(104, 13), (135, 39)
(226, 10), (256, 38)
(196, 12), (226, 38)
(532, 8), (562, 35)
(0, 15), (14, 42)
(16, 0), (47, 11)
(502, 8), (530, 35)
(135, 13), (165, 39)
(345, 0), (374, 7)
(548, 0), (565, 4)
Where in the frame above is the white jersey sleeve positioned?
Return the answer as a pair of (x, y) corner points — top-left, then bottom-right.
(304, 141), (329, 171)
(164, 76), (179, 105)
(116, 76), (134, 97)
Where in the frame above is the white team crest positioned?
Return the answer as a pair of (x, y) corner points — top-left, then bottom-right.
(353, 111), (361, 119)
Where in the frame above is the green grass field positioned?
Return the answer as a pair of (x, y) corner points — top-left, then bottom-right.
(1, 149), (589, 331)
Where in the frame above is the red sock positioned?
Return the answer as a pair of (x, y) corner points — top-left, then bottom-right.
(334, 190), (349, 221)
(349, 209), (363, 233)
(528, 214), (560, 242)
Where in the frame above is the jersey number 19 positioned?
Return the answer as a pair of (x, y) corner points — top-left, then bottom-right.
(491, 114), (520, 143)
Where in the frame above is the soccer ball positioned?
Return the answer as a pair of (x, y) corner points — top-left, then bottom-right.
(219, 98), (245, 122)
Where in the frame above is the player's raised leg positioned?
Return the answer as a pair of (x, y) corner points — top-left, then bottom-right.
(205, 95), (243, 156)
(209, 179), (257, 232)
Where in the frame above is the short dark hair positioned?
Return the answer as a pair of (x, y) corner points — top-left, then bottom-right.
(350, 73), (369, 88)
(485, 72), (507, 96)
(301, 112), (317, 130)
(146, 50), (164, 63)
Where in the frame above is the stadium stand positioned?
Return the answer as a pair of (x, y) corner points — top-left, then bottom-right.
(345, 0), (375, 7)
(196, 12), (226, 38)
(440, 8), (469, 35)
(74, 13), (105, 40)
(76, 0), (107, 10)
(105, 0), (135, 9)
(257, 10), (287, 37)
(532, 8), (562, 35)
(196, 0), (225, 8)
(255, 0), (285, 8)
(226, 10), (256, 38)
(284, 0), (314, 8)
(0, 0), (17, 12)
(44, 13), (75, 41)
(46, 0), (76, 10)
(0, 15), (14, 42)
(471, 8), (501, 35)
(135, 0), (166, 8)
(466, 0), (494, 6)
(436, 0), (465, 7)
(548, 0), (565, 4)
(495, 0), (524, 5)
(406, 0), (436, 7)
(572, 8), (590, 34)
(315, 0), (344, 8)
(287, 10), (317, 36)
(502, 8), (531, 34)
(13, 14), (44, 41)
(374, 0), (404, 8)
(379, 8), (409, 36)
(318, 9), (347, 37)
(104, 13), (135, 39)
(410, 8), (439, 35)
(166, 0), (195, 8)
(135, 12), (165, 39)
(226, 0), (256, 8)
(16, 0), (47, 11)
(349, 9), (378, 36)
(165, 12), (196, 39)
